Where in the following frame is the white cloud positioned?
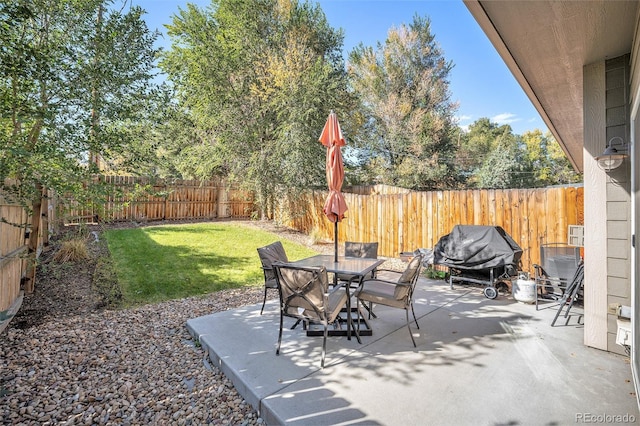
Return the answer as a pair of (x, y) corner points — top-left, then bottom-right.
(455, 114), (473, 132)
(491, 112), (520, 125)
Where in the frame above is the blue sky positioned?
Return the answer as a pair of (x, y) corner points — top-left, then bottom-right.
(133, 0), (547, 135)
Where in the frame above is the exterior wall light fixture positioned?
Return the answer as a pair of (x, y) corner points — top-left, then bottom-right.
(596, 136), (628, 171)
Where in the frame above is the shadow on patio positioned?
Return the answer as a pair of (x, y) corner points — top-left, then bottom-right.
(187, 278), (638, 425)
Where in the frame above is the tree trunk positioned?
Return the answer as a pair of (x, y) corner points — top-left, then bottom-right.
(41, 190), (49, 247)
(89, 4), (103, 169)
(24, 183), (44, 293)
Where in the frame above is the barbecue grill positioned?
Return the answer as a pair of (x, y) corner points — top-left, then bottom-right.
(434, 225), (523, 299)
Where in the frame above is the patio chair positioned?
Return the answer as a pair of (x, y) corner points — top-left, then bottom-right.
(533, 242), (581, 310)
(273, 263), (349, 368)
(344, 241), (379, 259)
(337, 241), (379, 316)
(354, 253), (425, 347)
(256, 241), (289, 315)
(551, 261), (584, 326)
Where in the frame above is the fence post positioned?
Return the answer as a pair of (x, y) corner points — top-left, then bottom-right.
(24, 183), (44, 293)
(163, 181), (169, 220)
(41, 193), (49, 247)
(397, 193), (404, 254)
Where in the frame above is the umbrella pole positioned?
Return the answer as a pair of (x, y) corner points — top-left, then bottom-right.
(334, 222), (338, 262)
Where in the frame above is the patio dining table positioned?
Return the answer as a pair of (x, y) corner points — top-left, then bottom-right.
(287, 254), (384, 343)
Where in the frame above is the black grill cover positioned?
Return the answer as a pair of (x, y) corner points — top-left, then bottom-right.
(434, 225), (522, 272)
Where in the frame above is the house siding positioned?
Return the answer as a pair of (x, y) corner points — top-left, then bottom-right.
(605, 54), (632, 356)
(630, 10), (640, 404)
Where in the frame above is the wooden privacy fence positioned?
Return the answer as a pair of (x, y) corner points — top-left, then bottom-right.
(0, 198), (27, 327)
(1, 177), (582, 326)
(0, 184), (52, 331)
(276, 185), (584, 275)
(63, 176), (255, 223)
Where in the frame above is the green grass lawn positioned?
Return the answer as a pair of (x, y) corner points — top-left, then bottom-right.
(104, 222), (319, 305)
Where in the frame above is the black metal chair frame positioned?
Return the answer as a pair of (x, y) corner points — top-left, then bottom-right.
(355, 254), (424, 347)
(256, 241), (288, 315)
(551, 262), (584, 326)
(273, 263), (351, 368)
(338, 241), (379, 318)
(533, 242), (581, 310)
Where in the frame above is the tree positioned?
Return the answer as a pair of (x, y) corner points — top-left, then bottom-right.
(456, 118), (527, 188)
(160, 0), (349, 219)
(101, 83), (185, 178)
(347, 14), (459, 190)
(459, 119), (582, 189)
(521, 129), (581, 186)
(1, 0), (161, 197)
(474, 139), (527, 189)
(0, 0), (161, 290)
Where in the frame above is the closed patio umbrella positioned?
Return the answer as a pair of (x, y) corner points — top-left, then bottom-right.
(319, 111), (348, 262)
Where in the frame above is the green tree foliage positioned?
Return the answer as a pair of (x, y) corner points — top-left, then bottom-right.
(160, 0), (349, 218)
(104, 84), (184, 178)
(457, 118), (523, 188)
(458, 118), (582, 188)
(347, 14), (459, 190)
(522, 129), (581, 186)
(456, 118), (503, 174)
(474, 135), (530, 189)
(0, 0), (161, 210)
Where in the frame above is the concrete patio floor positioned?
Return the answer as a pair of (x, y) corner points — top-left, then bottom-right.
(187, 278), (639, 425)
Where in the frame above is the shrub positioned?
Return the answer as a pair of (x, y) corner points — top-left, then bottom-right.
(52, 238), (89, 263)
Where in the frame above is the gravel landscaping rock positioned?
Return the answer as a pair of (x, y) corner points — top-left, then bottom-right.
(0, 219), (405, 425)
(1, 286), (266, 425)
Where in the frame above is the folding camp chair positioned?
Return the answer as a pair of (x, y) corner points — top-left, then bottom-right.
(534, 242), (581, 310)
(551, 262), (584, 326)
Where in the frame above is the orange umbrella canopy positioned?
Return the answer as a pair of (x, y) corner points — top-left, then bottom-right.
(319, 111), (348, 223)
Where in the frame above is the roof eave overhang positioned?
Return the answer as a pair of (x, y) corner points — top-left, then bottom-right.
(463, 0), (580, 171)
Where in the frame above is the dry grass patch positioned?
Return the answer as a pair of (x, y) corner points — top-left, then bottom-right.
(52, 238), (90, 262)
